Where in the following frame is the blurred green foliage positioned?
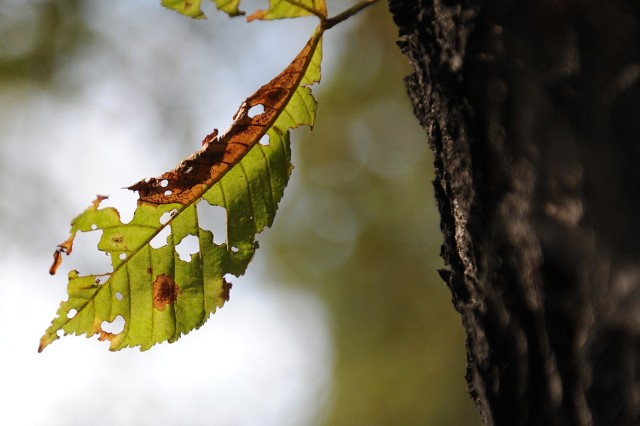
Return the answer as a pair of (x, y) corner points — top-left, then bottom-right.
(1, 0), (480, 423)
(0, 0), (89, 81)
(264, 5), (481, 425)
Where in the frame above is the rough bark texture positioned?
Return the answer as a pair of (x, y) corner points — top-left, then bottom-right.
(389, 0), (640, 424)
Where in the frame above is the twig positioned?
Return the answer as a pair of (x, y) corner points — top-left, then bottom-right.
(322, 0), (380, 30)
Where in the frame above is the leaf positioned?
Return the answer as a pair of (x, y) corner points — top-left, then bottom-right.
(40, 27), (324, 352)
(161, 0), (244, 19)
(160, 0), (326, 20)
(212, 0), (244, 16)
(247, 0), (327, 21)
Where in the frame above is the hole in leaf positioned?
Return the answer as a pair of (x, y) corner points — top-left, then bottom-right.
(115, 291), (123, 301)
(119, 253), (126, 260)
(150, 226), (172, 249)
(90, 224), (98, 230)
(259, 134), (270, 146)
(160, 179), (169, 188)
(160, 209), (178, 225)
(67, 309), (77, 319)
(65, 230), (111, 274)
(101, 190), (138, 224)
(248, 104), (264, 117)
(175, 235), (200, 262)
(230, 246), (239, 253)
(164, 190), (172, 196)
(197, 203), (227, 245)
(101, 315), (125, 334)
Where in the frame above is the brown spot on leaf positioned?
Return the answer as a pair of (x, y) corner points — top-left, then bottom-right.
(146, 267), (153, 275)
(127, 30), (323, 205)
(153, 274), (181, 310)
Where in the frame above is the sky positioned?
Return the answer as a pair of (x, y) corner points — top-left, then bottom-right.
(0, 1), (364, 424)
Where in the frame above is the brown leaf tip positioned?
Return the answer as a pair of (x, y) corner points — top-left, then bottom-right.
(97, 330), (116, 342)
(202, 128), (218, 146)
(153, 274), (181, 310)
(246, 10), (265, 22)
(49, 251), (64, 276)
(92, 194), (109, 209)
(221, 278), (232, 302)
(49, 236), (75, 275)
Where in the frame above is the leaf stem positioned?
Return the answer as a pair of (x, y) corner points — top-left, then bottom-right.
(322, 0), (380, 30)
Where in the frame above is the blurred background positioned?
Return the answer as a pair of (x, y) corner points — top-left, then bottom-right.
(0, 0), (479, 424)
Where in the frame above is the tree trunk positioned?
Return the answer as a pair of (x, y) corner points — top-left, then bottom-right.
(388, 0), (640, 424)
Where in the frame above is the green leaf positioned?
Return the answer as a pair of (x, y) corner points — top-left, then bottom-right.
(40, 27), (324, 352)
(161, 0), (327, 20)
(213, 0), (244, 16)
(247, 0), (327, 21)
(161, 0), (244, 19)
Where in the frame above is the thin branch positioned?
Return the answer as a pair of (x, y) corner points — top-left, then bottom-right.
(322, 0), (380, 30)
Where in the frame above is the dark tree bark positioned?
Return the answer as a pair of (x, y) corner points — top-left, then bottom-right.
(388, 0), (640, 424)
